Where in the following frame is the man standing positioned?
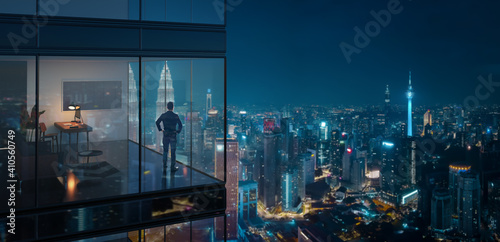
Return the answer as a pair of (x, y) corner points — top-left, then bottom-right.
(156, 102), (182, 172)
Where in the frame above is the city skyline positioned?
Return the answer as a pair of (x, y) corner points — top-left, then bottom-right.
(1, 1), (500, 241)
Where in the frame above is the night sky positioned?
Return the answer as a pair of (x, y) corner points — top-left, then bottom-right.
(227, 0), (500, 107)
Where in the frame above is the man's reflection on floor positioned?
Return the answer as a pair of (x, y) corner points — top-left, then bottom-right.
(161, 169), (176, 190)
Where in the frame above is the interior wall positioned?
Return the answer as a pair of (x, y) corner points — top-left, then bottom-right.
(39, 59), (130, 145)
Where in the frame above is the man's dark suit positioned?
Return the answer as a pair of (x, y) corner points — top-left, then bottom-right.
(156, 110), (183, 170)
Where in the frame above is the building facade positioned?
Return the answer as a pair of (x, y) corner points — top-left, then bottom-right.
(0, 1), (228, 241)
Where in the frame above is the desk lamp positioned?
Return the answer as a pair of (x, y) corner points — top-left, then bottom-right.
(68, 104), (82, 123)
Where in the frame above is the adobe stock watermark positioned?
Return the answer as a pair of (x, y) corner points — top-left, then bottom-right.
(8, 0), (71, 53)
(463, 74), (500, 110)
(339, 0), (404, 64)
(213, 0), (244, 22)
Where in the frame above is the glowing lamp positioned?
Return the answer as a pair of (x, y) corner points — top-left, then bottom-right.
(68, 103), (82, 123)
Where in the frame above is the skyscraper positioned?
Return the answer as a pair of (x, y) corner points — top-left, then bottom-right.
(351, 149), (367, 191)
(384, 84), (391, 131)
(319, 121), (329, 141)
(488, 178), (500, 234)
(385, 84), (390, 111)
(342, 147), (353, 182)
(240, 110), (248, 132)
(215, 138), (239, 240)
(457, 172), (481, 238)
(431, 188), (452, 231)
(282, 169), (299, 212)
(449, 163), (471, 217)
(185, 111), (204, 170)
(302, 152), (315, 185)
(410, 140), (416, 185)
(381, 141), (397, 192)
(263, 133), (279, 208)
(406, 71), (414, 137)
(423, 110), (432, 136)
(206, 88), (212, 120)
(128, 64), (139, 141)
(155, 62), (175, 152)
(238, 180), (259, 222)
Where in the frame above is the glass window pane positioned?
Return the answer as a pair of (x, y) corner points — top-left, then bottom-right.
(192, 58), (225, 179)
(144, 222), (191, 241)
(141, 58), (191, 192)
(38, 56), (139, 205)
(166, 0), (191, 23)
(142, 0), (166, 21)
(142, 0), (224, 25)
(193, 0), (224, 25)
(141, 58), (224, 192)
(193, 218), (217, 241)
(0, 0), (36, 15)
(39, 0), (139, 20)
(0, 56), (36, 212)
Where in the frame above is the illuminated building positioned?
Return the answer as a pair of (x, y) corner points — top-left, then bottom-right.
(423, 109), (432, 136)
(400, 189), (418, 205)
(410, 140), (416, 185)
(185, 111), (204, 170)
(381, 140), (398, 192)
(154, 62), (174, 151)
(307, 149), (317, 172)
(488, 178), (500, 233)
(406, 71), (414, 137)
(207, 108), (220, 129)
(448, 163), (471, 217)
(366, 168), (381, 187)
(302, 152), (316, 185)
(351, 149), (367, 192)
(281, 117), (293, 163)
(282, 169), (299, 212)
(238, 180), (258, 223)
(401, 122), (407, 139)
(263, 133), (280, 208)
(239, 159), (253, 182)
(317, 141), (330, 168)
(342, 147), (353, 182)
(206, 88), (212, 120)
(128, 64), (139, 141)
(319, 121), (329, 141)
(263, 118), (275, 134)
(431, 188), (452, 231)
(374, 113), (386, 136)
(385, 84), (390, 111)
(215, 139), (239, 240)
(457, 172), (481, 238)
(240, 110), (247, 132)
(329, 130), (341, 167)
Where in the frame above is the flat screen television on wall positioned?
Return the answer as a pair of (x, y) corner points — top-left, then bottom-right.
(63, 81), (122, 111)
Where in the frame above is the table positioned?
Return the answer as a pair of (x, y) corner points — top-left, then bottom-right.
(54, 122), (93, 159)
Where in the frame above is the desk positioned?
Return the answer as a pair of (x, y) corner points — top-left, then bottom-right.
(54, 122), (93, 158)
